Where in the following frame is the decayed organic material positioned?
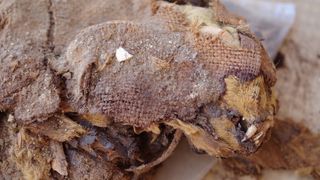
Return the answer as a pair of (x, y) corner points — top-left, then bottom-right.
(0, 0), (276, 179)
(205, 118), (320, 179)
(56, 0), (276, 157)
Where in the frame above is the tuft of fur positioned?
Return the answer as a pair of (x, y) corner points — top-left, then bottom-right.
(11, 129), (52, 180)
(223, 75), (277, 124)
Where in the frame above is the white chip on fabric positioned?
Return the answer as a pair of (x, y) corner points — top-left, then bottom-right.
(116, 47), (133, 62)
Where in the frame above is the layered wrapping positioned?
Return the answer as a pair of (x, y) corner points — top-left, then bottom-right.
(0, 0), (276, 179)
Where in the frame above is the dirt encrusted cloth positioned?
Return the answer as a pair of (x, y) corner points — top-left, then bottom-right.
(0, 0), (279, 179)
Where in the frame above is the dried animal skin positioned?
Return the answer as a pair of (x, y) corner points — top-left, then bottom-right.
(0, 115), (23, 179)
(66, 148), (131, 180)
(0, 0), (181, 178)
(0, 0), (277, 179)
(218, 119), (320, 179)
(27, 115), (86, 142)
(127, 130), (183, 175)
(71, 119), (181, 171)
(59, 0), (276, 157)
(11, 128), (53, 180)
(0, 116), (131, 180)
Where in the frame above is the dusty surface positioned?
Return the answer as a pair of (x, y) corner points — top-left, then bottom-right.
(0, 0), (182, 179)
(1, 0), (319, 179)
(0, 0), (278, 179)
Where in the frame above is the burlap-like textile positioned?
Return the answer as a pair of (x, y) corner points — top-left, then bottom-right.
(63, 2), (275, 127)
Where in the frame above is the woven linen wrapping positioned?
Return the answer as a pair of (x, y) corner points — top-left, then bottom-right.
(64, 2), (275, 128)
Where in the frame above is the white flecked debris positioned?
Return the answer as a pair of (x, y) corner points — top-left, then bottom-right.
(116, 47), (133, 62)
(8, 114), (15, 122)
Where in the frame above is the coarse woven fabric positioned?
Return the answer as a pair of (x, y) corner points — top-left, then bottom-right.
(62, 2), (275, 128)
